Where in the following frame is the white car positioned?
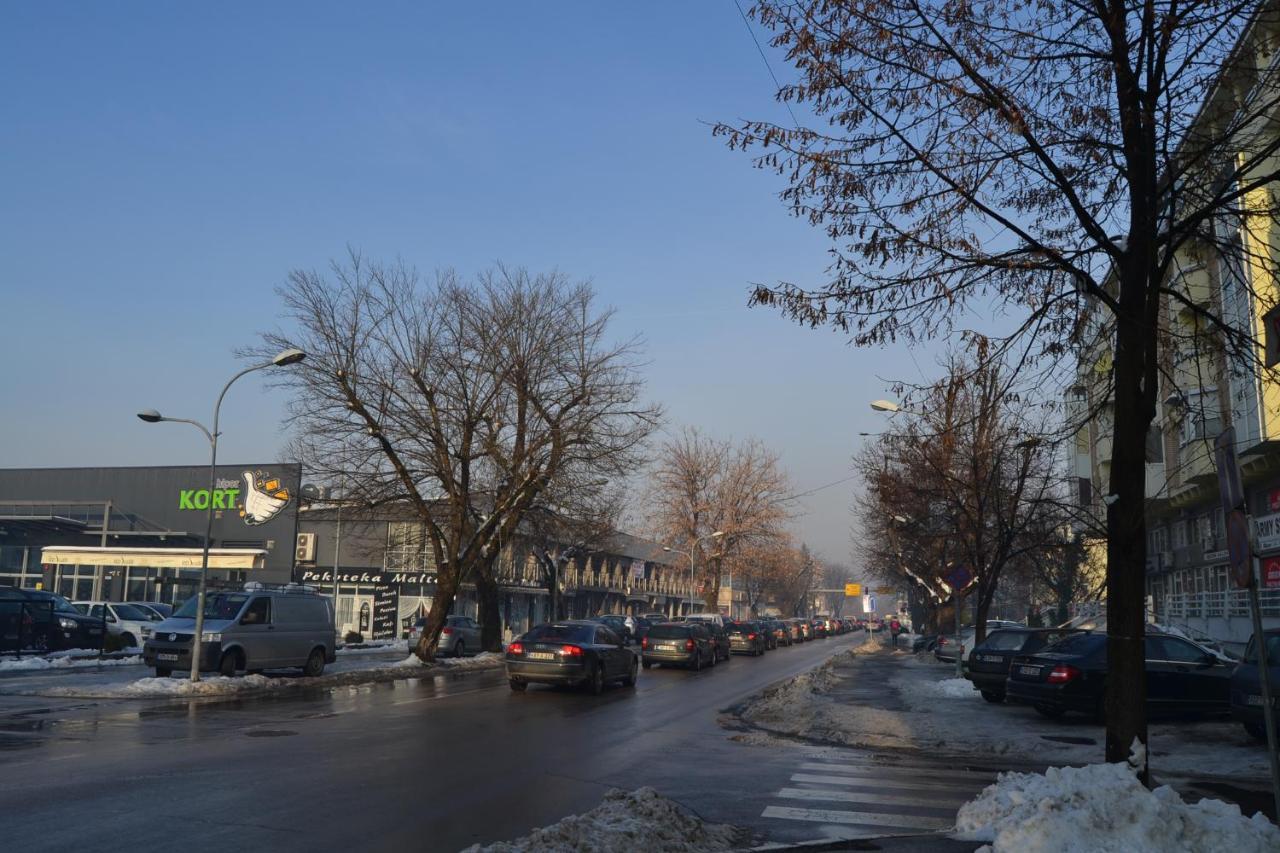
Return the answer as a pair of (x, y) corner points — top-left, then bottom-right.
(73, 601), (155, 649)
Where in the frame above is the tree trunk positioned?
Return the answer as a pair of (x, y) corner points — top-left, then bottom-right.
(1105, 299), (1153, 782)
(973, 587), (993, 644)
(474, 570), (504, 653)
(413, 568), (461, 662)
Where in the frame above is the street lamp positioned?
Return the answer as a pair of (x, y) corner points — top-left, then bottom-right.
(663, 530), (724, 616)
(870, 399), (901, 413)
(138, 347), (307, 682)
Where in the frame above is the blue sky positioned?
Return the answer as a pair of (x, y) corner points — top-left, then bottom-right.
(0, 2), (948, 567)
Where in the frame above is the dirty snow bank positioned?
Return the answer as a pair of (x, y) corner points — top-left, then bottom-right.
(460, 787), (740, 853)
(911, 677), (978, 701)
(0, 654), (143, 673)
(955, 744), (1280, 852)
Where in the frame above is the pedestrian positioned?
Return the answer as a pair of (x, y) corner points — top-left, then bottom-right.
(889, 616), (901, 648)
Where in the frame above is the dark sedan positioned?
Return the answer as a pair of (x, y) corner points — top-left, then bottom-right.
(764, 618), (793, 647)
(0, 588), (106, 652)
(966, 628), (1081, 703)
(505, 621), (638, 694)
(728, 621), (769, 656)
(640, 622), (715, 670)
(810, 619), (828, 639)
(1230, 628), (1280, 741)
(592, 614), (633, 644)
(1005, 632), (1232, 720)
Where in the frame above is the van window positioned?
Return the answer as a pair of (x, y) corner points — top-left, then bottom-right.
(241, 597), (271, 626)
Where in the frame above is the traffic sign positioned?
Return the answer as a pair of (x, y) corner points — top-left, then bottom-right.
(844, 583), (862, 597)
(1227, 509), (1254, 589)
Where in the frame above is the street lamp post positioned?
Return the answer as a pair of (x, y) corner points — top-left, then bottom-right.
(663, 530), (724, 616)
(138, 347), (306, 682)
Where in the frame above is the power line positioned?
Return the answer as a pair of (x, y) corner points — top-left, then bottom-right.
(785, 473), (859, 501)
(732, 0), (801, 129)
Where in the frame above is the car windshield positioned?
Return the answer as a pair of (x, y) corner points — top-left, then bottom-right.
(524, 624), (595, 643)
(27, 592), (80, 614)
(978, 631), (1028, 651)
(1041, 633), (1104, 657)
(646, 625), (689, 639)
(173, 593), (248, 620)
(1243, 635), (1280, 664)
(111, 603), (152, 621)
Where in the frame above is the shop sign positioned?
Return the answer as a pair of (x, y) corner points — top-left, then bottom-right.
(631, 560), (645, 579)
(298, 569), (436, 586)
(177, 469), (293, 526)
(373, 584), (399, 639)
(1253, 512), (1280, 555)
(1269, 489), (1280, 513)
(1264, 557), (1280, 589)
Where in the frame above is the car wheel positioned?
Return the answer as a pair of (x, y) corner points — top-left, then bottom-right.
(1034, 703), (1066, 719)
(709, 648), (718, 667)
(154, 666), (172, 678)
(454, 640), (465, 658)
(218, 651), (239, 678)
(120, 633), (137, 649)
(588, 663), (605, 695)
(624, 661), (638, 687)
(303, 647), (325, 677)
(642, 660), (653, 670)
(980, 690), (1004, 704)
(509, 680), (527, 692)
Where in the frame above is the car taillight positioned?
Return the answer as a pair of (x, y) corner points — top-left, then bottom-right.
(641, 637), (649, 649)
(685, 639), (696, 652)
(1047, 664), (1081, 684)
(508, 642), (524, 655)
(938, 637), (948, 645)
(561, 645), (583, 657)
(748, 633), (757, 640)
(442, 627), (453, 635)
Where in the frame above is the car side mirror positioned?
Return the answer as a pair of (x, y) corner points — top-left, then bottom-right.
(1200, 654), (1217, 668)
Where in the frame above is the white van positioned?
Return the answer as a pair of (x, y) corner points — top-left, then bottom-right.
(143, 583), (335, 678)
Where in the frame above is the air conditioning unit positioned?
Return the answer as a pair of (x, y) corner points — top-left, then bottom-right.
(296, 532), (317, 563)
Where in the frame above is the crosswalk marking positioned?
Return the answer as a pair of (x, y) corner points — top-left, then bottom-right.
(797, 761), (996, 783)
(788, 774), (976, 799)
(761, 805), (953, 831)
(776, 786), (964, 811)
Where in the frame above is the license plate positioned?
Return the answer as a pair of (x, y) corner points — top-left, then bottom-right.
(658, 644), (677, 651)
(1245, 694), (1276, 707)
(1019, 665), (1040, 676)
(527, 652), (556, 661)
(157, 653), (179, 662)
(980, 655), (1002, 663)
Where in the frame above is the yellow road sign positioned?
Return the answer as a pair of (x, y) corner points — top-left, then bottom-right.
(844, 583), (862, 597)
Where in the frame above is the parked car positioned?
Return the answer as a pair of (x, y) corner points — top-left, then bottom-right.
(810, 619), (828, 639)
(785, 618), (806, 643)
(936, 621), (1024, 665)
(728, 621), (769, 656)
(505, 620), (637, 693)
(630, 616), (654, 643)
(126, 601), (173, 620)
(73, 601), (156, 649)
(912, 633), (939, 654)
(1230, 628), (1280, 741)
(1005, 631), (1232, 720)
(763, 618), (793, 647)
(0, 587), (105, 652)
(702, 620), (732, 663)
(640, 622), (715, 670)
(641, 612), (669, 624)
(683, 612), (734, 631)
(143, 583), (336, 678)
(439, 614), (482, 657)
(966, 628), (1082, 703)
(754, 619), (779, 650)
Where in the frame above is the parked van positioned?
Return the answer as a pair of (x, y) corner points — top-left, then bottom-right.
(143, 583), (336, 678)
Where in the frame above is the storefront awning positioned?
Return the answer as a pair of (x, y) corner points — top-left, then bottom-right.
(40, 546), (267, 570)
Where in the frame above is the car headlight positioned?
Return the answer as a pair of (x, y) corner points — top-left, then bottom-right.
(201, 632), (221, 642)
(58, 617), (78, 631)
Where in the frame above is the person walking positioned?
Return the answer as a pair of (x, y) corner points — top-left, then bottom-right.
(889, 616), (902, 648)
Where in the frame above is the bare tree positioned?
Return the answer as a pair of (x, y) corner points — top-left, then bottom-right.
(716, 1), (1280, 771)
(253, 255), (659, 658)
(648, 428), (793, 612)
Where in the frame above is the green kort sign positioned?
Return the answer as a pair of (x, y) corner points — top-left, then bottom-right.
(178, 488), (240, 511)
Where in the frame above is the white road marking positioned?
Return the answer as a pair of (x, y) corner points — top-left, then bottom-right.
(761, 805), (953, 830)
(778, 786), (964, 810)
(797, 761), (995, 783)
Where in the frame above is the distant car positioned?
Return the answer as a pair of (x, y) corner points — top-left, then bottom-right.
(728, 621), (769, 656)
(593, 614), (632, 643)
(1005, 632), (1232, 720)
(784, 619), (806, 643)
(73, 601), (156, 649)
(810, 619), (828, 639)
(701, 620), (732, 663)
(763, 618), (792, 647)
(0, 588), (106, 652)
(439, 615), (482, 657)
(126, 602), (172, 620)
(753, 619), (779, 650)
(641, 612), (669, 624)
(641, 622), (715, 670)
(912, 634), (939, 654)
(505, 620), (637, 693)
(966, 628), (1083, 703)
(1230, 628), (1280, 741)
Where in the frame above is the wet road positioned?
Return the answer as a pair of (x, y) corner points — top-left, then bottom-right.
(0, 635), (995, 852)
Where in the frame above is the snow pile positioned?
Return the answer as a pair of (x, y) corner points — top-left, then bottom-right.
(955, 744), (1280, 853)
(460, 787), (740, 853)
(437, 651), (505, 671)
(335, 640), (406, 657)
(0, 654), (143, 673)
(913, 677), (978, 700)
(40, 673), (289, 698)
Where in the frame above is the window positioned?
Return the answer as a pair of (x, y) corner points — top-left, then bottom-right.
(1147, 636), (1209, 663)
(1150, 527), (1169, 553)
(1146, 424), (1165, 463)
(241, 597), (271, 625)
(1172, 520), (1188, 549)
(1179, 390), (1222, 446)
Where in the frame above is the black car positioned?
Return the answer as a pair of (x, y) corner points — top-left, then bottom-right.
(0, 587), (106, 652)
(1005, 632), (1232, 720)
(966, 628), (1082, 703)
(641, 622), (716, 670)
(505, 620), (637, 694)
(1230, 628), (1280, 741)
(728, 621), (769, 656)
(592, 614), (632, 644)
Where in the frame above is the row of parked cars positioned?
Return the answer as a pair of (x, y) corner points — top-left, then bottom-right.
(0, 586), (181, 653)
(956, 624), (1280, 741)
(503, 612), (861, 694)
